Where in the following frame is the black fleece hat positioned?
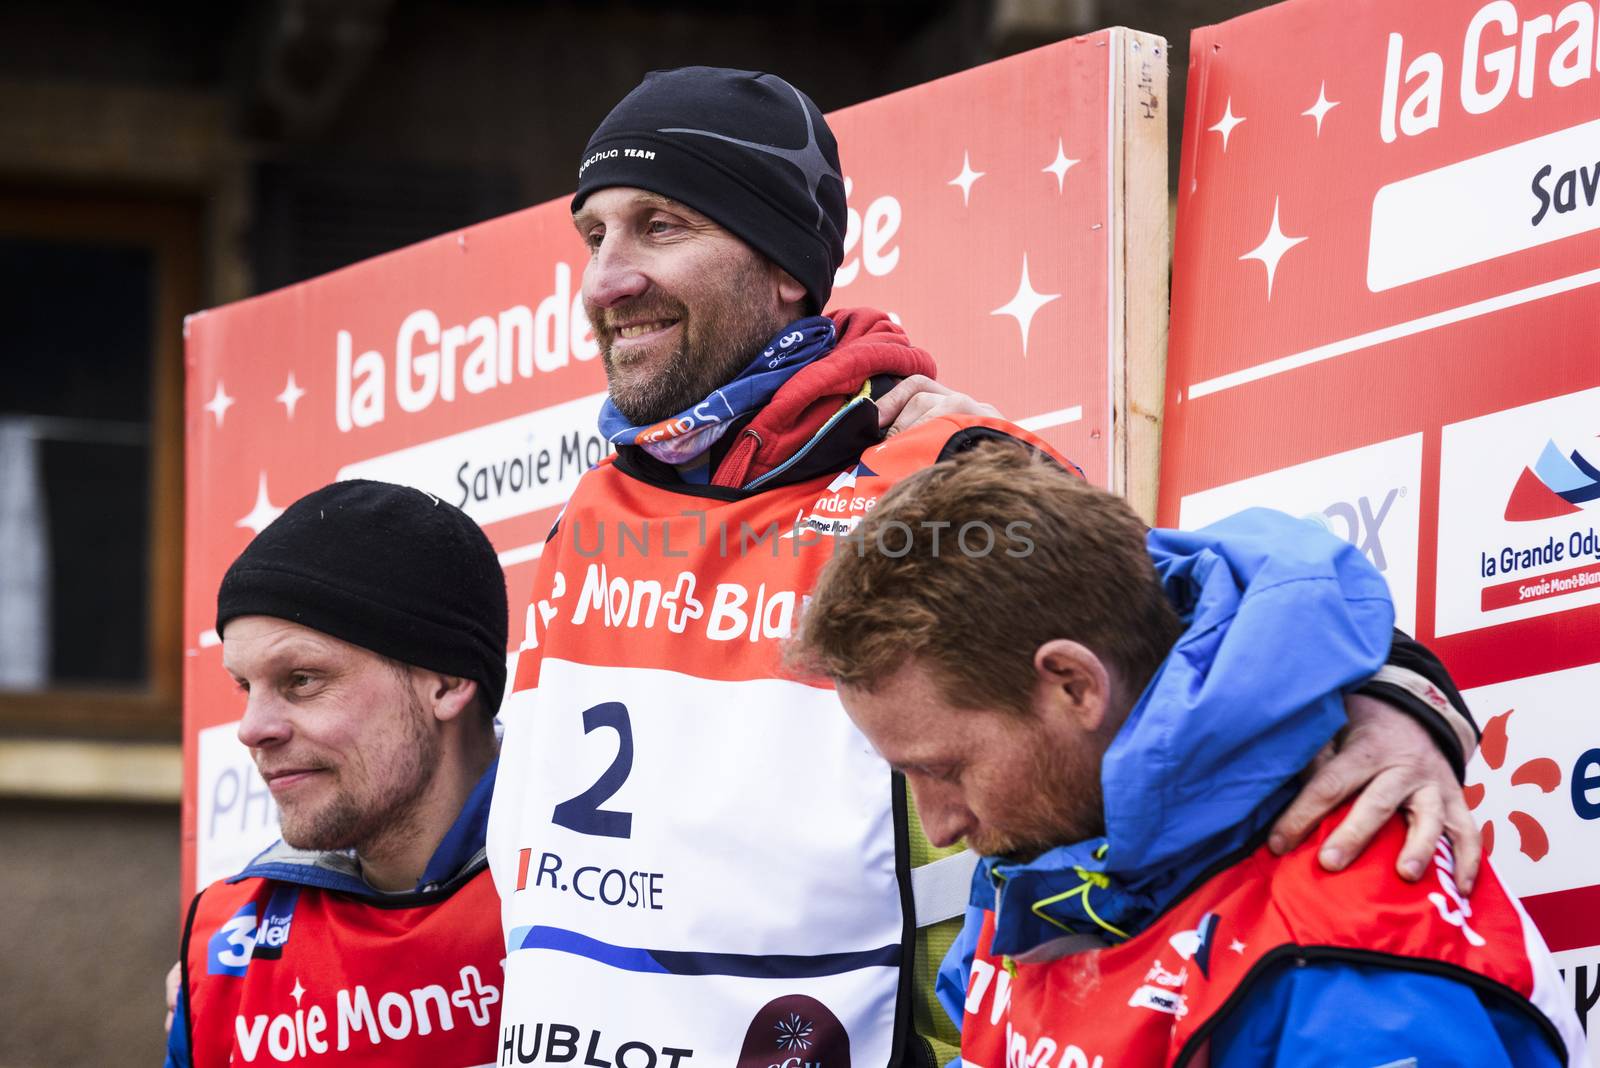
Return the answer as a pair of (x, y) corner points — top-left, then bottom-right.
(573, 66), (847, 313)
(216, 480), (509, 713)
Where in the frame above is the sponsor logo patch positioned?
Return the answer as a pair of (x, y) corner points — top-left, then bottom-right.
(1438, 388), (1600, 635)
(250, 885), (300, 961)
(786, 462), (881, 539)
(1168, 911), (1219, 978)
(207, 903), (258, 977)
(738, 995), (849, 1068)
(1126, 983), (1189, 1018)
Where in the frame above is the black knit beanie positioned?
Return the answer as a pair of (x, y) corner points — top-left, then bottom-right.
(572, 66), (847, 313)
(215, 480), (509, 713)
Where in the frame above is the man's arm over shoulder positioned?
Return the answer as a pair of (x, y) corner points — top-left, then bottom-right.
(874, 376), (1000, 437)
(1207, 961), (1563, 1067)
(1271, 642), (1483, 893)
(1358, 628), (1478, 776)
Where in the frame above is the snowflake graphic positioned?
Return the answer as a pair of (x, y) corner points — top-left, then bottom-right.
(774, 1013), (813, 1051)
(1465, 708), (1562, 861)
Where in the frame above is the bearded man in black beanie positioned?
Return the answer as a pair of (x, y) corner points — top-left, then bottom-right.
(488, 67), (1482, 1066)
(166, 480), (509, 1068)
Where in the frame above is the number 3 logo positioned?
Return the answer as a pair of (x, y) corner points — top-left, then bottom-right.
(551, 702), (634, 838)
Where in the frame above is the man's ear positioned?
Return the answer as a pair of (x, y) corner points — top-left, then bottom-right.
(417, 671), (479, 724)
(774, 267), (808, 310)
(1031, 640), (1112, 734)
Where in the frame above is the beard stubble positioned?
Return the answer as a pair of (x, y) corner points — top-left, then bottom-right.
(278, 683), (441, 858)
(966, 732), (1107, 861)
(591, 258), (794, 426)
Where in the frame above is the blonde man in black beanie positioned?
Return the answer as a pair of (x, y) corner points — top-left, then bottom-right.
(166, 480), (509, 1068)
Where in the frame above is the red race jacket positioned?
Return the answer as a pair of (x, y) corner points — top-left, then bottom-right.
(960, 805), (1579, 1067)
(179, 866), (503, 1067)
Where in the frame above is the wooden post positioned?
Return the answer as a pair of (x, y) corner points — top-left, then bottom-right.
(1108, 28), (1169, 524)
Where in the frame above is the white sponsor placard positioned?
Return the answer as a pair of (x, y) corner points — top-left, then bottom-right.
(1177, 434), (1423, 634)
(1369, 118), (1600, 291)
(1437, 387), (1600, 637)
(499, 950), (896, 1068)
(494, 660), (898, 954)
(492, 659), (902, 1066)
(1462, 663), (1600, 900)
(1549, 946), (1600, 1049)
(195, 719), (280, 887)
(337, 391), (609, 528)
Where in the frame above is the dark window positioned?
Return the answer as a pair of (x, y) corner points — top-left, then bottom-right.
(0, 191), (195, 737)
(3, 238), (154, 687)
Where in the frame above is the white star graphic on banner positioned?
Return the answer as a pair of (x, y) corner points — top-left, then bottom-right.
(1229, 939), (1247, 954)
(236, 473), (285, 536)
(275, 372), (307, 419)
(948, 151), (984, 207)
(203, 382), (235, 428)
(1302, 82), (1339, 136)
(290, 979), (306, 1005)
(1208, 98), (1245, 152)
(1239, 198), (1306, 300)
(1042, 140), (1079, 192)
(991, 255), (1060, 357)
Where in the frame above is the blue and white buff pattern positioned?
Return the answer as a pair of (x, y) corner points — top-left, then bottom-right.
(596, 316), (837, 481)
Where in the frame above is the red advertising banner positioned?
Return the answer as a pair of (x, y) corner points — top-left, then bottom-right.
(1160, 0), (1600, 1052)
(182, 31), (1166, 900)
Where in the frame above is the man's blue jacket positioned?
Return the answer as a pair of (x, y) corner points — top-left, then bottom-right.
(936, 509), (1564, 1066)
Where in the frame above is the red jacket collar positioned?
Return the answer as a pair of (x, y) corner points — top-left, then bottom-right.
(710, 308), (937, 488)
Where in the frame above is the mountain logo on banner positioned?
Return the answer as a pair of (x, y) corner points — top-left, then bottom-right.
(1464, 708), (1563, 863)
(738, 995), (849, 1068)
(1504, 438), (1600, 522)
